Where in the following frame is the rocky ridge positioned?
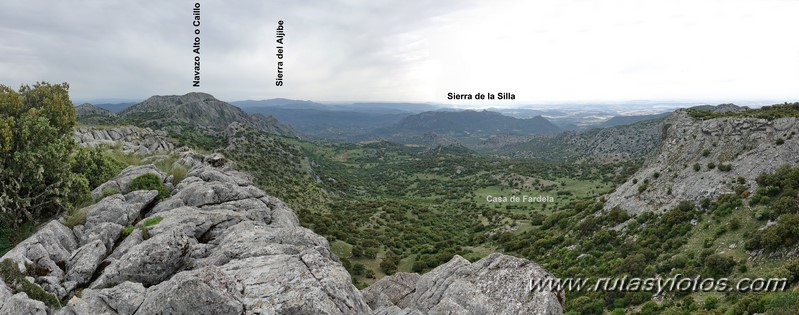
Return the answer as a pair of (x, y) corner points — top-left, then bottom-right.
(74, 126), (174, 156)
(0, 151), (564, 314)
(119, 92), (297, 137)
(75, 104), (116, 118)
(605, 109), (799, 214)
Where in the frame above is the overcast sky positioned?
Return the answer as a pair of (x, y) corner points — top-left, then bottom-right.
(1, 0), (798, 105)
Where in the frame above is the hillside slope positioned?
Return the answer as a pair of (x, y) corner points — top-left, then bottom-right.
(483, 117), (664, 163)
(605, 108), (799, 213)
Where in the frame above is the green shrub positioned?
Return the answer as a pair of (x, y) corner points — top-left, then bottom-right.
(71, 147), (123, 188)
(707, 162), (716, 170)
(128, 174), (169, 200)
(702, 149), (710, 157)
(718, 163), (732, 172)
(99, 187), (120, 199)
(169, 164), (188, 184)
(120, 225), (136, 237)
(693, 163), (701, 172)
(142, 215), (163, 227)
(776, 137), (785, 145)
(61, 207), (89, 228)
(703, 296), (719, 310)
(1, 82), (90, 235)
(0, 259), (60, 308)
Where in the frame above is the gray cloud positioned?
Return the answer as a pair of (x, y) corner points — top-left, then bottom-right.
(1, 0), (797, 104)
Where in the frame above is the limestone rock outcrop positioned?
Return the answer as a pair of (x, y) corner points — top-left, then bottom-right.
(362, 254), (564, 315)
(0, 151), (564, 314)
(605, 109), (799, 214)
(74, 126), (174, 155)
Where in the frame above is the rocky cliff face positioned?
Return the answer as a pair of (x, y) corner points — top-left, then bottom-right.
(605, 109), (799, 214)
(74, 126), (174, 155)
(0, 151), (564, 314)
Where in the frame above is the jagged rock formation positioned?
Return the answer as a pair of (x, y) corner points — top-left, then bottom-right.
(75, 103), (116, 118)
(74, 126), (174, 155)
(361, 254), (564, 315)
(119, 92), (297, 137)
(605, 109), (799, 214)
(0, 151), (369, 314)
(0, 151), (564, 314)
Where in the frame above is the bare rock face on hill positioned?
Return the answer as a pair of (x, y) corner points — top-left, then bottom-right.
(0, 151), (564, 315)
(605, 109), (799, 214)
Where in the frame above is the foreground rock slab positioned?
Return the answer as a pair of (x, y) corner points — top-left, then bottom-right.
(363, 253), (564, 315)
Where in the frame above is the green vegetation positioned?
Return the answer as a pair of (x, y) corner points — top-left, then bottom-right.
(745, 165), (799, 252)
(0, 259), (60, 307)
(687, 102), (799, 120)
(142, 215), (163, 227)
(121, 216), (162, 238)
(121, 225), (136, 237)
(61, 207), (89, 228)
(0, 82), (118, 255)
(128, 173), (169, 200)
(190, 125), (799, 311)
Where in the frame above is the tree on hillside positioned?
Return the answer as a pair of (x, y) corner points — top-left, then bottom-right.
(0, 82), (114, 247)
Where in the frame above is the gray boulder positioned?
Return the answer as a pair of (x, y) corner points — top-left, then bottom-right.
(83, 190), (158, 229)
(61, 281), (145, 315)
(362, 272), (419, 310)
(79, 222), (122, 256)
(367, 253), (564, 315)
(219, 250), (371, 314)
(0, 220), (77, 279)
(136, 267), (243, 314)
(90, 230), (190, 289)
(0, 291), (48, 315)
(65, 240), (106, 286)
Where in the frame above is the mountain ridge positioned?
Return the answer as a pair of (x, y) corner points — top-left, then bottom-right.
(119, 92), (296, 137)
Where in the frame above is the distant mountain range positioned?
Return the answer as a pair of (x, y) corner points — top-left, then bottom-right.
(379, 110), (561, 138)
(243, 107), (407, 141)
(76, 93), (296, 137)
(75, 96), (685, 147)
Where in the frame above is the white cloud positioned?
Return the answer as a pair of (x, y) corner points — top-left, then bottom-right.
(0, 0), (796, 105)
